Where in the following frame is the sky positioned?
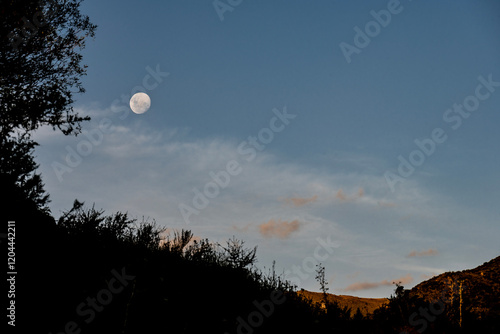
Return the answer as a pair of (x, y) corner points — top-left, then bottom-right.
(33, 0), (500, 298)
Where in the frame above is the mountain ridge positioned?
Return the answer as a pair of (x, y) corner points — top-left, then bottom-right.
(297, 290), (388, 316)
(409, 255), (500, 320)
(299, 255), (500, 319)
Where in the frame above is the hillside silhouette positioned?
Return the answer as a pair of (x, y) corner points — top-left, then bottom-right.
(9, 199), (357, 333)
(5, 193), (497, 334)
(409, 255), (500, 327)
(2, 1), (499, 333)
(298, 290), (388, 317)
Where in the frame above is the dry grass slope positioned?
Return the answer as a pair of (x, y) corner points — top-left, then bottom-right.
(297, 290), (388, 317)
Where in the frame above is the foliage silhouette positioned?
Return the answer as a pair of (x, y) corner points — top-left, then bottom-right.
(31, 202), (373, 333)
(1, 0), (97, 212)
(7, 197), (498, 334)
(315, 263), (329, 306)
(3, 3), (497, 333)
(0, 131), (50, 210)
(1, 0), (97, 135)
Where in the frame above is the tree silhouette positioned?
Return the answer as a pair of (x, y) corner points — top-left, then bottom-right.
(1, 0), (97, 211)
(220, 235), (257, 269)
(315, 263), (329, 307)
(1, 0), (97, 135)
(0, 131), (49, 210)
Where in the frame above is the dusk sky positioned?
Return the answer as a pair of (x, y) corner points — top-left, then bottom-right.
(33, 0), (500, 298)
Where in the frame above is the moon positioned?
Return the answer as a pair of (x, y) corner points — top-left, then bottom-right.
(130, 93), (151, 114)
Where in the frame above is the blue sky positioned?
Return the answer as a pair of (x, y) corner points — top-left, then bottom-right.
(34, 0), (500, 298)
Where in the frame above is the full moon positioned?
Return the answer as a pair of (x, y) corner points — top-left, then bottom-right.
(130, 92), (151, 114)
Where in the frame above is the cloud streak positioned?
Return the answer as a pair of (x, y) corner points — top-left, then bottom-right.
(407, 249), (438, 258)
(34, 103), (487, 297)
(283, 195), (318, 207)
(342, 274), (413, 292)
(258, 219), (301, 239)
(336, 188), (364, 202)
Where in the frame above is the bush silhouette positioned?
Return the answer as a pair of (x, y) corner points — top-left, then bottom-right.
(6, 193), (498, 333)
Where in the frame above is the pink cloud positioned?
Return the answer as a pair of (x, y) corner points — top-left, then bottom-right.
(258, 219), (301, 239)
(343, 274), (413, 292)
(336, 189), (347, 201)
(407, 249), (438, 257)
(232, 223), (251, 232)
(335, 188), (364, 202)
(283, 195), (318, 207)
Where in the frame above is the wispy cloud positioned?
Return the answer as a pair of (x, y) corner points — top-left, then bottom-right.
(342, 274), (413, 292)
(407, 249), (438, 258)
(35, 102), (482, 297)
(258, 219), (301, 239)
(232, 223), (251, 232)
(335, 188), (364, 202)
(336, 189), (347, 201)
(282, 195), (318, 207)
